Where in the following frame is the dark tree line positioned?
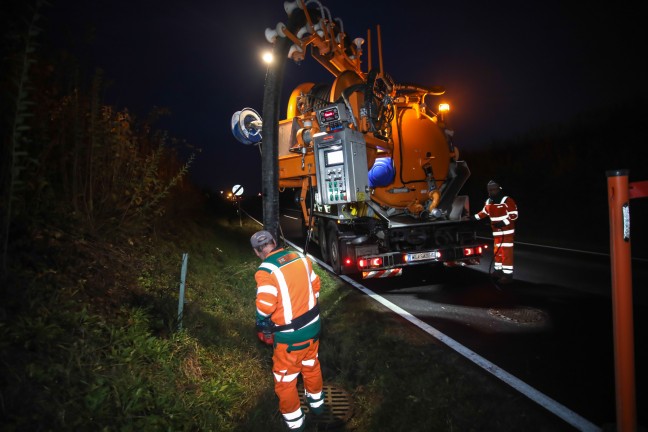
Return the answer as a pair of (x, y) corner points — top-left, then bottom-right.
(0, 0), (200, 280)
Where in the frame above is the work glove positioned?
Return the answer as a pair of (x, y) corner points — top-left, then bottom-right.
(493, 220), (507, 229)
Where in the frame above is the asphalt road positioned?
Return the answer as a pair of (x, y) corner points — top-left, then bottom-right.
(274, 209), (648, 430)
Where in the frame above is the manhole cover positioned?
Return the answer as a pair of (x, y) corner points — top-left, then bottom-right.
(297, 383), (353, 428)
(488, 307), (546, 324)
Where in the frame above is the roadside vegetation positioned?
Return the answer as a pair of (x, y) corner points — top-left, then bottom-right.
(1, 206), (572, 431)
(0, 2), (609, 430)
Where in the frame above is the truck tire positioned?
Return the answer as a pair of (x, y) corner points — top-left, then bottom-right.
(327, 225), (342, 274)
(319, 221), (330, 262)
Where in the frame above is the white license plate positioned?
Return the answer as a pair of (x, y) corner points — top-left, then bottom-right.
(408, 251), (437, 262)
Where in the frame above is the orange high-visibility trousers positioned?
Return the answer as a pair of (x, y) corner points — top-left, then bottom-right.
(493, 232), (515, 274)
(272, 339), (322, 419)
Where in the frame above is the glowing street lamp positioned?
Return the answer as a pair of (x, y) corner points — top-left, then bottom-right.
(262, 51), (274, 64)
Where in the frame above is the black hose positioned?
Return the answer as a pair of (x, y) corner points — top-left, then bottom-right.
(303, 175), (315, 254)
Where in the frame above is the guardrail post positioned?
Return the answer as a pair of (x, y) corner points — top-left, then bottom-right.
(606, 169), (636, 432)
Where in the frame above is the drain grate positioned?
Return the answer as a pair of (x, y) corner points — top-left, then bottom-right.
(297, 383), (353, 428)
(488, 307), (547, 324)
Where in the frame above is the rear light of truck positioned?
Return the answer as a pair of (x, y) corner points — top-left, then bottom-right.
(464, 246), (485, 257)
(358, 257), (384, 269)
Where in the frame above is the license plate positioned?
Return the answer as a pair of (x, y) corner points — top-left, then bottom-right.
(408, 251), (437, 262)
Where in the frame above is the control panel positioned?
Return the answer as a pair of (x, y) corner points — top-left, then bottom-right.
(313, 123), (369, 205)
(316, 103), (352, 132)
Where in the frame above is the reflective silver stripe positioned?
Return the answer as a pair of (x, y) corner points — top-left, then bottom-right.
(273, 369), (288, 382)
(490, 215), (507, 221)
(301, 257), (315, 309)
(509, 211), (519, 215)
(260, 262), (276, 272)
(503, 269), (513, 274)
(503, 219), (510, 225)
(503, 265), (514, 269)
(493, 229), (515, 236)
(500, 196), (508, 204)
(259, 300), (274, 307)
(257, 285), (278, 296)
(257, 308), (270, 317)
(265, 263), (293, 323)
(283, 407), (304, 421)
(282, 372), (300, 382)
(302, 359), (316, 367)
(310, 398), (324, 408)
(500, 243), (514, 247)
(306, 390), (322, 399)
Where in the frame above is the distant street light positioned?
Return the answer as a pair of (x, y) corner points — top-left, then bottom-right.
(262, 51), (274, 64)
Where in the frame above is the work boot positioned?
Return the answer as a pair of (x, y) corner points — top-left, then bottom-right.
(491, 269), (504, 279)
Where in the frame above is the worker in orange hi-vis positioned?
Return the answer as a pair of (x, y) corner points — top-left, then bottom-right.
(250, 230), (325, 431)
(474, 180), (519, 283)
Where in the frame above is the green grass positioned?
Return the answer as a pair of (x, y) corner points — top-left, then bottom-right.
(0, 214), (571, 431)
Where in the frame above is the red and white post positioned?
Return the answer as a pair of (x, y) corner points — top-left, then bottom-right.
(606, 169), (641, 432)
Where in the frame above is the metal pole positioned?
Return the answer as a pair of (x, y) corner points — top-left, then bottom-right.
(177, 252), (189, 331)
(238, 198), (242, 227)
(261, 8), (305, 241)
(261, 37), (289, 242)
(606, 169), (636, 432)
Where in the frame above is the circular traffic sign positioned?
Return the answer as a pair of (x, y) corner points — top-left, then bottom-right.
(232, 184), (244, 196)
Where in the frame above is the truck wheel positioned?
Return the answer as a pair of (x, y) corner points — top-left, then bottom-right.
(319, 221), (330, 262)
(327, 225), (342, 274)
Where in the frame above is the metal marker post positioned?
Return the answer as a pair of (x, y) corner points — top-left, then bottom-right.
(606, 169), (636, 432)
(232, 184), (244, 227)
(177, 252), (189, 331)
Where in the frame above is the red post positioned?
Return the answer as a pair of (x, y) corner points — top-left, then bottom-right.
(606, 169), (636, 432)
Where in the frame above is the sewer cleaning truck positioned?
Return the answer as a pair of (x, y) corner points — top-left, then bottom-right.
(232, 0), (486, 278)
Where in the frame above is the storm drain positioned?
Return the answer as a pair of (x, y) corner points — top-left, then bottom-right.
(488, 307), (547, 324)
(298, 383), (353, 428)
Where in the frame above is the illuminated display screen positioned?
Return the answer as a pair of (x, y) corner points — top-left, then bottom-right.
(320, 107), (339, 122)
(325, 149), (344, 166)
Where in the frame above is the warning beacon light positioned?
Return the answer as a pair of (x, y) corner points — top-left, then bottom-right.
(438, 103), (450, 113)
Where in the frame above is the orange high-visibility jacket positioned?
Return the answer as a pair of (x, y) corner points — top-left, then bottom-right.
(475, 196), (519, 231)
(255, 248), (320, 328)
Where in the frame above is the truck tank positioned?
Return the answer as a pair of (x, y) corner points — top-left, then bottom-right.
(281, 73), (465, 221)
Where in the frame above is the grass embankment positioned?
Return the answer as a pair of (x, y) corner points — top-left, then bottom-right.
(1, 215), (570, 431)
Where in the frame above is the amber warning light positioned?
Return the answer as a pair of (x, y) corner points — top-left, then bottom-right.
(438, 103), (450, 113)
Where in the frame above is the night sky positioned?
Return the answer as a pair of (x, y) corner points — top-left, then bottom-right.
(46, 0), (646, 195)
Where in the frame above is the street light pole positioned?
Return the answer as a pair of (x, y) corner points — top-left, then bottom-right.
(260, 25), (292, 242)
